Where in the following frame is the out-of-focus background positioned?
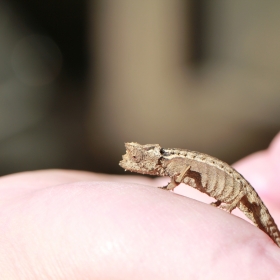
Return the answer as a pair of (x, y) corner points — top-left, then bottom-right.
(0, 0), (279, 176)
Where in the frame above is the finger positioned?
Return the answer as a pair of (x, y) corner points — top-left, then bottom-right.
(0, 169), (153, 202)
(1, 181), (280, 279)
(232, 133), (280, 224)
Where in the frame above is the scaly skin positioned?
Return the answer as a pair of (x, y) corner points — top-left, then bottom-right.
(120, 142), (280, 247)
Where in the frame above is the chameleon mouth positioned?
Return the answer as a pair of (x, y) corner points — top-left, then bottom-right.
(119, 154), (137, 171)
(119, 157), (127, 170)
(119, 154), (128, 169)
(119, 154), (149, 174)
(119, 160), (139, 173)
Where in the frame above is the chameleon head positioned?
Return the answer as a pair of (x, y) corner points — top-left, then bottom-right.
(119, 142), (162, 175)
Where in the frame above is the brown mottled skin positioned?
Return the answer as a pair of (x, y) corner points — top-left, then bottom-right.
(120, 142), (280, 247)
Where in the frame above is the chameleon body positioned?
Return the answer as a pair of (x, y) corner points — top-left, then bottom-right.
(119, 142), (280, 247)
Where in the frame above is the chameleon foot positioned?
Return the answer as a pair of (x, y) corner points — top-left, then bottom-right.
(219, 203), (235, 213)
(218, 191), (246, 213)
(159, 178), (179, 191)
(158, 186), (169, 191)
(210, 200), (222, 207)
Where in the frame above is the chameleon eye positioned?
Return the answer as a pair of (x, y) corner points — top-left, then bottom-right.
(131, 151), (143, 163)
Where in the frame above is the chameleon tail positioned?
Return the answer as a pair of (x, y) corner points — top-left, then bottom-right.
(239, 199), (280, 247)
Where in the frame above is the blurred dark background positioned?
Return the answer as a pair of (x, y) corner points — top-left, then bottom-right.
(0, 0), (91, 175)
(0, 0), (279, 176)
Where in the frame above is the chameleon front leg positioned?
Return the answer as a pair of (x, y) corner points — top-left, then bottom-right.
(160, 165), (191, 191)
(160, 177), (179, 191)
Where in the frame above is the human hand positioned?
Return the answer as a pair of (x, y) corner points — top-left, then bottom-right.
(1, 134), (280, 279)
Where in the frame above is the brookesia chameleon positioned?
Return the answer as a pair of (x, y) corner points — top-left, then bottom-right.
(119, 142), (280, 247)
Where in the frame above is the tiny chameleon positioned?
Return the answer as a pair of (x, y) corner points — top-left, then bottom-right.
(119, 142), (280, 247)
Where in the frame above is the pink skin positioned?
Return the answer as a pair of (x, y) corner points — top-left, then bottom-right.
(1, 134), (280, 279)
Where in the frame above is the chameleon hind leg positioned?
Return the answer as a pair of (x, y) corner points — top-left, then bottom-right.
(211, 200), (222, 207)
(211, 191), (246, 213)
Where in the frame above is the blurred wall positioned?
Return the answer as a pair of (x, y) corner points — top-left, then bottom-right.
(0, 1), (90, 175)
(88, 0), (280, 172)
(0, 0), (279, 175)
